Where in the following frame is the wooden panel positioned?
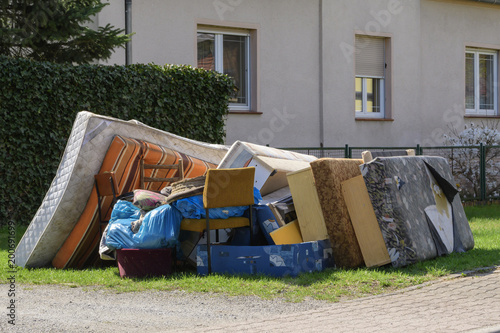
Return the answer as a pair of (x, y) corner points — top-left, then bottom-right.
(286, 167), (329, 242)
(270, 220), (303, 245)
(341, 175), (391, 267)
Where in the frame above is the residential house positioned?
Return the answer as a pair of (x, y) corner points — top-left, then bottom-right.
(95, 0), (500, 148)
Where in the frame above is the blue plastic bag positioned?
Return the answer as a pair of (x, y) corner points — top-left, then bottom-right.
(109, 200), (142, 222)
(132, 204), (182, 249)
(105, 200), (182, 250)
(105, 219), (138, 249)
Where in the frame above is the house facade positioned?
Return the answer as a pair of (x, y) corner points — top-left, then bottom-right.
(96, 0), (500, 148)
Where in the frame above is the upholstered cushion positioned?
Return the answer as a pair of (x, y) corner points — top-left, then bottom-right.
(204, 167), (255, 209)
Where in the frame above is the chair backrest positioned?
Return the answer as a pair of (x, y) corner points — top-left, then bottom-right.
(94, 172), (118, 198)
(203, 167), (255, 209)
(140, 159), (184, 189)
(94, 172), (118, 228)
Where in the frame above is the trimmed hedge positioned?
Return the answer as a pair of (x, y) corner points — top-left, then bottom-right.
(0, 55), (234, 226)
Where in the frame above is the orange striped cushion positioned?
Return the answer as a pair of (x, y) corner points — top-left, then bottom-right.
(52, 136), (217, 269)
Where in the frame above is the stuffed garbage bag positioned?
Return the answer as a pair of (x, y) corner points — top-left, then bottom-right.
(132, 204), (182, 249)
(104, 200), (182, 250)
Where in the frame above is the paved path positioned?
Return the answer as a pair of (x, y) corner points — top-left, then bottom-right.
(4, 268), (499, 332)
(190, 268), (500, 333)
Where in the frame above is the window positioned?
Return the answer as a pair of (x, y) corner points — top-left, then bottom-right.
(355, 35), (386, 118)
(465, 48), (498, 116)
(197, 29), (250, 111)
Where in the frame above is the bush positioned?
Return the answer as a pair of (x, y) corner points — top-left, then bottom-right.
(0, 55), (235, 226)
(444, 121), (500, 200)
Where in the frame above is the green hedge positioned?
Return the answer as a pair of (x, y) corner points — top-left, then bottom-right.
(0, 55), (235, 226)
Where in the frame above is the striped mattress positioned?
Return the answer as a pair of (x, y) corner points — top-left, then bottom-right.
(52, 136), (217, 269)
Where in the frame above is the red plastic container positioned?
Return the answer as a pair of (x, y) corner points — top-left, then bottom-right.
(116, 248), (172, 278)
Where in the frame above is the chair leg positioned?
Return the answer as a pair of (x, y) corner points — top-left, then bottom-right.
(205, 208), (211, 274)
(109, 177), (117, 206)
(95, 180), (103, 227)
(249, 205), (253, 246)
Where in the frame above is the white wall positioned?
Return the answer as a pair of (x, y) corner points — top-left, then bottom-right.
(98, 0), (500, 148)
(322, 0), (423, 147)
(419, 0), (500, 146)
(99, 0), (321, 148)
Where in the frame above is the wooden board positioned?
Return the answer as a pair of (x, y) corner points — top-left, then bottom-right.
(270, 220), (303, 245)
(286, 167), (329, 242)
(341, 175), (391, 267)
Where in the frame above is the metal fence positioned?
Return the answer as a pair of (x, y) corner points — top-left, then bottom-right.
(282, 144), (500, 202)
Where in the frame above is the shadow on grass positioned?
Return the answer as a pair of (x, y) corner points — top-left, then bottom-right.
(464, 203), (500, 217)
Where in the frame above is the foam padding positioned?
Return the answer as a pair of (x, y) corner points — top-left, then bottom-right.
(309, 158), (365, 268)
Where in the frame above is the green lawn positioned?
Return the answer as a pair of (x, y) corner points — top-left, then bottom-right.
(2, 205), (499, 302)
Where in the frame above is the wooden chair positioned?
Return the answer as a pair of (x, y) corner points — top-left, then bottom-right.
(94, 172), (119, 234)
(140, 159), (184, 189)
(180, 167), (256, 274)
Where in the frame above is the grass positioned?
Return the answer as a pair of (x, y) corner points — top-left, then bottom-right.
(2, 204), (499, 303)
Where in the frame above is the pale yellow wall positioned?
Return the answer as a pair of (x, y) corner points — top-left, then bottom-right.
(97, 0), (500, 148)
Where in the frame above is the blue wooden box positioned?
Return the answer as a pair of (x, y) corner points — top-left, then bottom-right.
(196, 239), (334, 277)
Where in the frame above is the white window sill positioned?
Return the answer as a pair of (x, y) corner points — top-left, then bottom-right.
(355, 117), (394, 121)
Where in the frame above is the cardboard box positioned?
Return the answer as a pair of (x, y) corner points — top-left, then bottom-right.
(196, 239), (334, 277)
(116, 248), (172, 278)
(247, 156), (310, 196)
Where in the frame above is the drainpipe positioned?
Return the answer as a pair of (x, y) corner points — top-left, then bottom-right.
(125, 0), (132, 65)
(318, 0), (324, 149)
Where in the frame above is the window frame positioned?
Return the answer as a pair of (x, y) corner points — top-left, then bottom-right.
(197, 28), (251, 111)
(465, 48), (498, 116)
(354, 34), (389, 120)
(355, 76), (385, 118)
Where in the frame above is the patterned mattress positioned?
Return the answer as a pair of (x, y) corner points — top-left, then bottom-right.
(360, 156), (474, 267)
(52, 136), (217, 269)
(16, 111), (228, 268)
(309, 158), (365, 268)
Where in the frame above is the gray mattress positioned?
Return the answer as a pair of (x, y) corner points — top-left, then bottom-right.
(360, 156), (474, 267)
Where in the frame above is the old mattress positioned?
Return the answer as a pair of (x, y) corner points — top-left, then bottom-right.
(218, 141), (317, 196)
(360, 156), (474, 267)
(218, 140), (317, 168)
(309, 158), (365, 268)
(52, 136), (217, 269)
(16, 111), (228, 268)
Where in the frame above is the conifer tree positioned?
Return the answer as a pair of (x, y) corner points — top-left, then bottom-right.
(0, 0), (129, 64)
